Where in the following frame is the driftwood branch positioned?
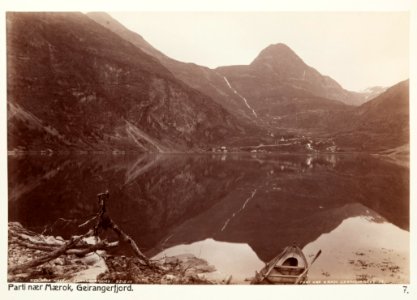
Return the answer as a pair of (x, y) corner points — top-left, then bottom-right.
(107, 218), (149, 264)
(9, 190), (150, 276)
(10, 238), (59, 252)
(10, 231), (64, 248)
(41, 217), (79, 235)
(78, 215), (98, 228)
(10, 237), (119, 256)
(9, 229), (94, 274)
(94, 191), (149, 265)
(66, 241), (119, 256)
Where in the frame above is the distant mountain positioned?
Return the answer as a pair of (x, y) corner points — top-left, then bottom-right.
(334, 80), (409, 151)
(360, 86), (387, 102)
(7, 12), (407, 153)
(7, 12), (248, 152)
(87, 13), (370, 136)
(87, 12), (260, 124)
(216, 43), (365, 112)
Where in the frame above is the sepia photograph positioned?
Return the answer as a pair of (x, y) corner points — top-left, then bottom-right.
(2, 0), (415, 299)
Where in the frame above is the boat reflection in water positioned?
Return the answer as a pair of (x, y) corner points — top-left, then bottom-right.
(8, 153), (409, 284)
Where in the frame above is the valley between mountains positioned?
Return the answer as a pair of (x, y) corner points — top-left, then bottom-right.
(7, 12), (409, 155)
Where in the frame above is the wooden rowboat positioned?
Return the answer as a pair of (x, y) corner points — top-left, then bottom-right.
(252, 245), (311, 284)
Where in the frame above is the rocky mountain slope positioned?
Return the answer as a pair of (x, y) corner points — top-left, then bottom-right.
(213, 44), (372, 134)
(86, 13), (369, 137)
(360, 86), (387, 102)
(87, 12), (260, 124)
(7, 12), (248, 152)
(7, 12), (408, 153)
(334, 80), (409, 151)
(218, 43), (363, 105)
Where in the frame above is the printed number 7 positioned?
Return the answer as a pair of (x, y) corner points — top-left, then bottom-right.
(403, 286), (409, 294)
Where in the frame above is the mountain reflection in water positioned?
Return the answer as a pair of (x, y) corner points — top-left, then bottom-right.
(8, 153), (409, 279)
(153, 238), (265, 282)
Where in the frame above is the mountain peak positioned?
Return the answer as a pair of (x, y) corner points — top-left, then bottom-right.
(264, 43), (294, 52)
(251, 43), (304, 67)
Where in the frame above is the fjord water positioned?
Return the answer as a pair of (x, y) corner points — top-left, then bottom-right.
(8, 153), (409, 283)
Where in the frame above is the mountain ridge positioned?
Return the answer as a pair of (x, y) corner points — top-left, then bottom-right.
(216, 43), (364, 107)
(7, 12), (409, 153)
(86, 12), (368, 139)
(87, 12), (261, 124)
(333, 79), (409, 151)
(7, 12), (248, 152)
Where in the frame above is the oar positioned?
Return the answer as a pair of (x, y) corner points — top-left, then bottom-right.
(252, 248), (288, 284)
(295, 249), (322, 284)
(253, 257), (280, 284)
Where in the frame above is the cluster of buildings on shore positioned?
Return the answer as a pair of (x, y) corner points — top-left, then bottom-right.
(210, 136), (338, 153)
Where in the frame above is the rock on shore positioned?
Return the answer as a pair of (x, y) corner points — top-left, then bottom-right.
(8, 222), (216, 284)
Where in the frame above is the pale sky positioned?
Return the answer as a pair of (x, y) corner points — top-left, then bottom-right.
(109, 12), (409, 91)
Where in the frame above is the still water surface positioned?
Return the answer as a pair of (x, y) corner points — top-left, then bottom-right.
(8, 153), (409, 283)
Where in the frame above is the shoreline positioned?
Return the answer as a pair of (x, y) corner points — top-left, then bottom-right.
(7, 222), (220, 284)
(8, 221), (408, 285)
